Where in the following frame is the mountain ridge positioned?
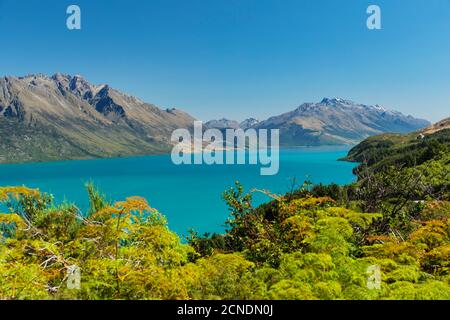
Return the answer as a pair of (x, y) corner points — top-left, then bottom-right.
(0, 73), (195, 163)
(0, 73), (432, 163)
(206, 98), (430, 146)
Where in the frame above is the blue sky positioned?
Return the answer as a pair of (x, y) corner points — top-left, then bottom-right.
(0, 0), (449, 122)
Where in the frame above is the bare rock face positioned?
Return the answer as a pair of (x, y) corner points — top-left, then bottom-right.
(0, 74), (196, 163)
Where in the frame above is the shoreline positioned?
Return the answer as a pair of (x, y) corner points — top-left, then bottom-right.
(0, 144), (356, 166)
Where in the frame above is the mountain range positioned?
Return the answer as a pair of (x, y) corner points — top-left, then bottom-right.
(0, 74), (195, 163)
(206, 98), (430, 146)
(0, 74), (430, 163)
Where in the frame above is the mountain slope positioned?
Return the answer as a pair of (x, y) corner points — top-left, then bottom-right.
(204, 98), (429, 146)
(419, 117), (450, 135)
(343, 117), (450, 172)
(0, 74), (195, 163)
(253, 98), (430, 146)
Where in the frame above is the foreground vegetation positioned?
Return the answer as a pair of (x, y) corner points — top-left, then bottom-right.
(0, 127), (449, 300)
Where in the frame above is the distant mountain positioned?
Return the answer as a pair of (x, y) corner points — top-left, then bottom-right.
(207, 98), (430, 146)
(204, 118), (260, 131)
(206, 98), (430, 146)
(0, 74), (195, 163)
(255, 98), (430, 146)
(204, 118), (240, 130)
(239, 118), (260, 130)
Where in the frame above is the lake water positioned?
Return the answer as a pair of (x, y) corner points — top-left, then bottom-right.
(0, 147), (357, 236)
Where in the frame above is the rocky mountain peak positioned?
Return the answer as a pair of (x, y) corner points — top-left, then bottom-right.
(320, 97), (353, 105)
(239, 118), (259, 129)
(68, 75), (94, 99)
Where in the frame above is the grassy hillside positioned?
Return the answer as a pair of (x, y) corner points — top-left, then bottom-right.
(341, 125), (449, 203)
(343, 128), (449, 172)
(0, 119), (170, 164)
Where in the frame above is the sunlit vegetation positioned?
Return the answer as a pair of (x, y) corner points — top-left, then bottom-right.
(0, 181), (448, 300)
(0, 129), (449, 300)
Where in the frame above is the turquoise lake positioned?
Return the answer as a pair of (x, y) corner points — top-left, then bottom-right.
(0, 147), (357, 236)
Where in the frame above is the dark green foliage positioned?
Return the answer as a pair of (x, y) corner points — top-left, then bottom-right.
(187, 230), (226, 258)
(345, 129), (449, 173)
